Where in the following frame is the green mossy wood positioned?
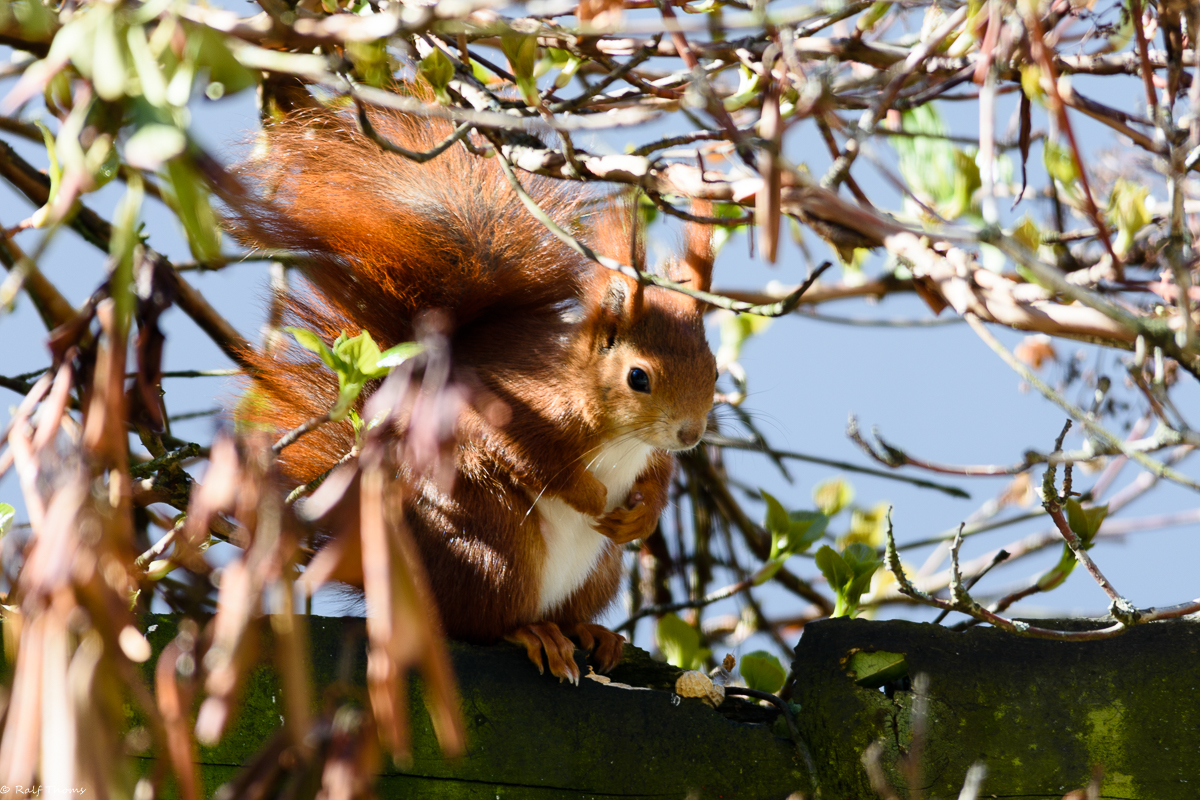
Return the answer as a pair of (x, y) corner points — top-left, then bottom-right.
(136, 615), (806, 799)
(790, 617), (1200, 799)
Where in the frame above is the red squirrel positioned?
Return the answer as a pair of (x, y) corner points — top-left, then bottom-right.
(227, 109), (716, 683)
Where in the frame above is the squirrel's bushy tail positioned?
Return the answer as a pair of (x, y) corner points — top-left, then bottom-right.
(225, 108), (587, 482)
(225, 109), (586, 347)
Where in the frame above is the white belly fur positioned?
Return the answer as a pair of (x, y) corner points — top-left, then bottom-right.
(534, 437), (656, 616)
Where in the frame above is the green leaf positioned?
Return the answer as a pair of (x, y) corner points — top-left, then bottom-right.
(110, 175), (144, 335)
(1011, 215), (1042, 253)
(1064, 498), (1107, 547)
(815, 545), (852, 592)
(11, 0), (53, 38)
(856, 1), (893, 32)
(145, 558), (177, 580)
(1043, 139), (1078, 185)
(377, 341), (425, 368)
(126, 22), (168, 107)
(330, 381), (365, 421)
(287, 327), (338, 371)
(893, 105), (955, 214)
(723, 64), (761, 111)
(418, 47), (455, 104)
(891, 105), (982, 220)
(813, 477), (853, 516)
(846, 650), (908, 688)
(500, 33), (539, 80)
(234, 386), (274, 434)
(1107, 179), (1150, 257)
(32, 121), (62, 225)
(1019, 64), (1044, 104)
(543, 47), (572, 68)
(189, 23), (256, 96)
(470, 58), (497, 84)
(334, 328), (387, 380)
(0, 503), (15, 537)
(1036, 542), (1077, 591)
(762, 492), (828, 562)
(165, 50), (196, 107)
(845, 502), (889, 548)
(85, 134), (119, 188)
(347, 40), (392, 89)
(819, 543), (880, 618)
(842, 542), (880, 578)
(752, 559), (783, 585)
(657, 613), (708, 670)
(125, 123), (187, 170)
(761, 490), (790, 539)
(552, 53), (583, 89)
(944, 147), (981, 220)
(163, 157), (221, 262)
(287, 329), (414, 421)
(46, 10), (100, 84)
(845, 566), (877, 602)
(92, 4), (129, 101)
(44, 69), (74, 116)
(787, 510), (828, 552)
(500, 32), (540, 105)
(739, 651), (786, 694)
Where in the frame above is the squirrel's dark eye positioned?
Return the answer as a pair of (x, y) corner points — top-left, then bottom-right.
(628, 367), (651, 394)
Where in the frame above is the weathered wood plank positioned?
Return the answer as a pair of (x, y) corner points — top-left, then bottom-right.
(137, 615), (807, 799)
(790, 617), (1200, 799)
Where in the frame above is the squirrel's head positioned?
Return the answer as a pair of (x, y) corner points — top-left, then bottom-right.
(585, 274), (716, 452)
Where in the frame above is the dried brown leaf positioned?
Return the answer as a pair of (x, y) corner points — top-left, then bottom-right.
(1014, 334), (1057, 370)
(157, 641), (200, 800)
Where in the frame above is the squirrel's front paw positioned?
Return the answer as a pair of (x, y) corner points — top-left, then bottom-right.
(506, 622), (580, 684)
(593, 492), (654, 544)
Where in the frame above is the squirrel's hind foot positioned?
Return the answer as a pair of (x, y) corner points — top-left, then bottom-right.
(507, 622), (580, 684)
(560, 622), (625, 674)
(505, 621), (626, 683)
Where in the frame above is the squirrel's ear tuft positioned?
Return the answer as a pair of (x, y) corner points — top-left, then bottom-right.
(591, 193), (645, 271)
(600, 275), (629, 317)
(601, 273), (645, 318)
(593, 273), (641, 350)
(678, 200), (714, 295)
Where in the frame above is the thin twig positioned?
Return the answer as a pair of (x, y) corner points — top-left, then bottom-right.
(272, 413), (332, 454)
(707, 433), (970, 498)
(618, 577), (753, 632)
(129, 443), (202, 480)
(964, 314), (1200, 492)
(488, 143), (831, 317)
(357, 101), (472, 163)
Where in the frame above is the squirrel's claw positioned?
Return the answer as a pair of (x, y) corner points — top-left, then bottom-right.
(594, 494), (653, 544)
(562, 622), (626, 673)
(506, 622), (580, 684)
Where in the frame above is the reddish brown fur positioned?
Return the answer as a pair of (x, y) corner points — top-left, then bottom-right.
(227, 110), (716, 655)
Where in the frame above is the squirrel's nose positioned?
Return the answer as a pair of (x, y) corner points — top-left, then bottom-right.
(677, 419), (705, 449)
